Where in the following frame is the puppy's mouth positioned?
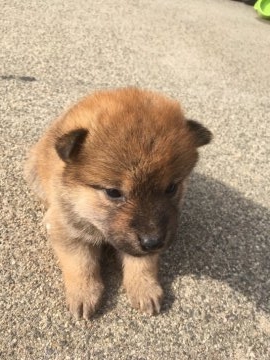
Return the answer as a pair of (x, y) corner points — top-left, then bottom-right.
(115, 243), (163, 257)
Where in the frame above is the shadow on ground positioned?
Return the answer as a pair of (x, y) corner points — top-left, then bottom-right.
(161, 172), (270, 313)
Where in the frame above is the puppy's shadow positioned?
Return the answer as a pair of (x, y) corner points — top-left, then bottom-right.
(161, 173), (270, 313)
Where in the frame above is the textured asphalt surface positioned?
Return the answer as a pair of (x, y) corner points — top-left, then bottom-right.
(1, 0), (270, 359)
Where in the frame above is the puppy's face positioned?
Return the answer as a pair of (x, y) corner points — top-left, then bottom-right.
(55, 89), (211, 256)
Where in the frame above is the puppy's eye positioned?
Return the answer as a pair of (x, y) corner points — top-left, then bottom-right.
(105, 188), (123, 199)
(165, 183), (178, 195)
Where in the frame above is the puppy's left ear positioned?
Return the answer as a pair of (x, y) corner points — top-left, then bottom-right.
(55, 128), (88, 163)
(186, 119), (212, 147)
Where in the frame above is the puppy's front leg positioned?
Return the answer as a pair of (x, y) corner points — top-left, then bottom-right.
(48, 217), (104, 319)
(121, 253), (163, 315)
(53, 242), (104, 320)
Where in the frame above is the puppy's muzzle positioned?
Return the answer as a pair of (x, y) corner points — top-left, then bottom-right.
(139, 234), (164, 251)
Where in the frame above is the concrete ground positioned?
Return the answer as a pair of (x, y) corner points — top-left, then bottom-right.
(1, 0), (270, 359)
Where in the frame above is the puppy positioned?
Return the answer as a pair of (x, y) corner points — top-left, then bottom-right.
(25, 87), (212, 319)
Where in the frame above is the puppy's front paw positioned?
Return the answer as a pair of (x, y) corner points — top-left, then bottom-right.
(65, 279), (104, 320)
(126, 281), (163, 315)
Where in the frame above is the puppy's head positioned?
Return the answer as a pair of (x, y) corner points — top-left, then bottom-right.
(55, 88), (212, 256)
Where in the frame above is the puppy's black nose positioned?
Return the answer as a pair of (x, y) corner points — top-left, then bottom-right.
(139, 235), (163, 251)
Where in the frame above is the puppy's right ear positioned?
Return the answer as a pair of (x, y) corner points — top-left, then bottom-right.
(186, 119), (212, 147)
(55, 128), (88, 163)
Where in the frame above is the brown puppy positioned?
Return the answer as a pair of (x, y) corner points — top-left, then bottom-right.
(25, 87), (212, 319)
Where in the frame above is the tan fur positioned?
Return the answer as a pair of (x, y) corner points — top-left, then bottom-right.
(25, 87), (211, 319)
(122, 253), (163, 315)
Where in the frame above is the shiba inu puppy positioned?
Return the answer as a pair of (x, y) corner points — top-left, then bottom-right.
(25, 88), (212, 319)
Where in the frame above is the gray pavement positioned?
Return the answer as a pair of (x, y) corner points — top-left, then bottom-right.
(1, 0), (270, 359)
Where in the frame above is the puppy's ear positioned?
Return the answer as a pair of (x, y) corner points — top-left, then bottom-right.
(186, 119), (212, 147)
(55, 128), (88, 163)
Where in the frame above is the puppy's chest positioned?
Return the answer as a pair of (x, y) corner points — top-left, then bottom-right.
(57, 200), (105, 245)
